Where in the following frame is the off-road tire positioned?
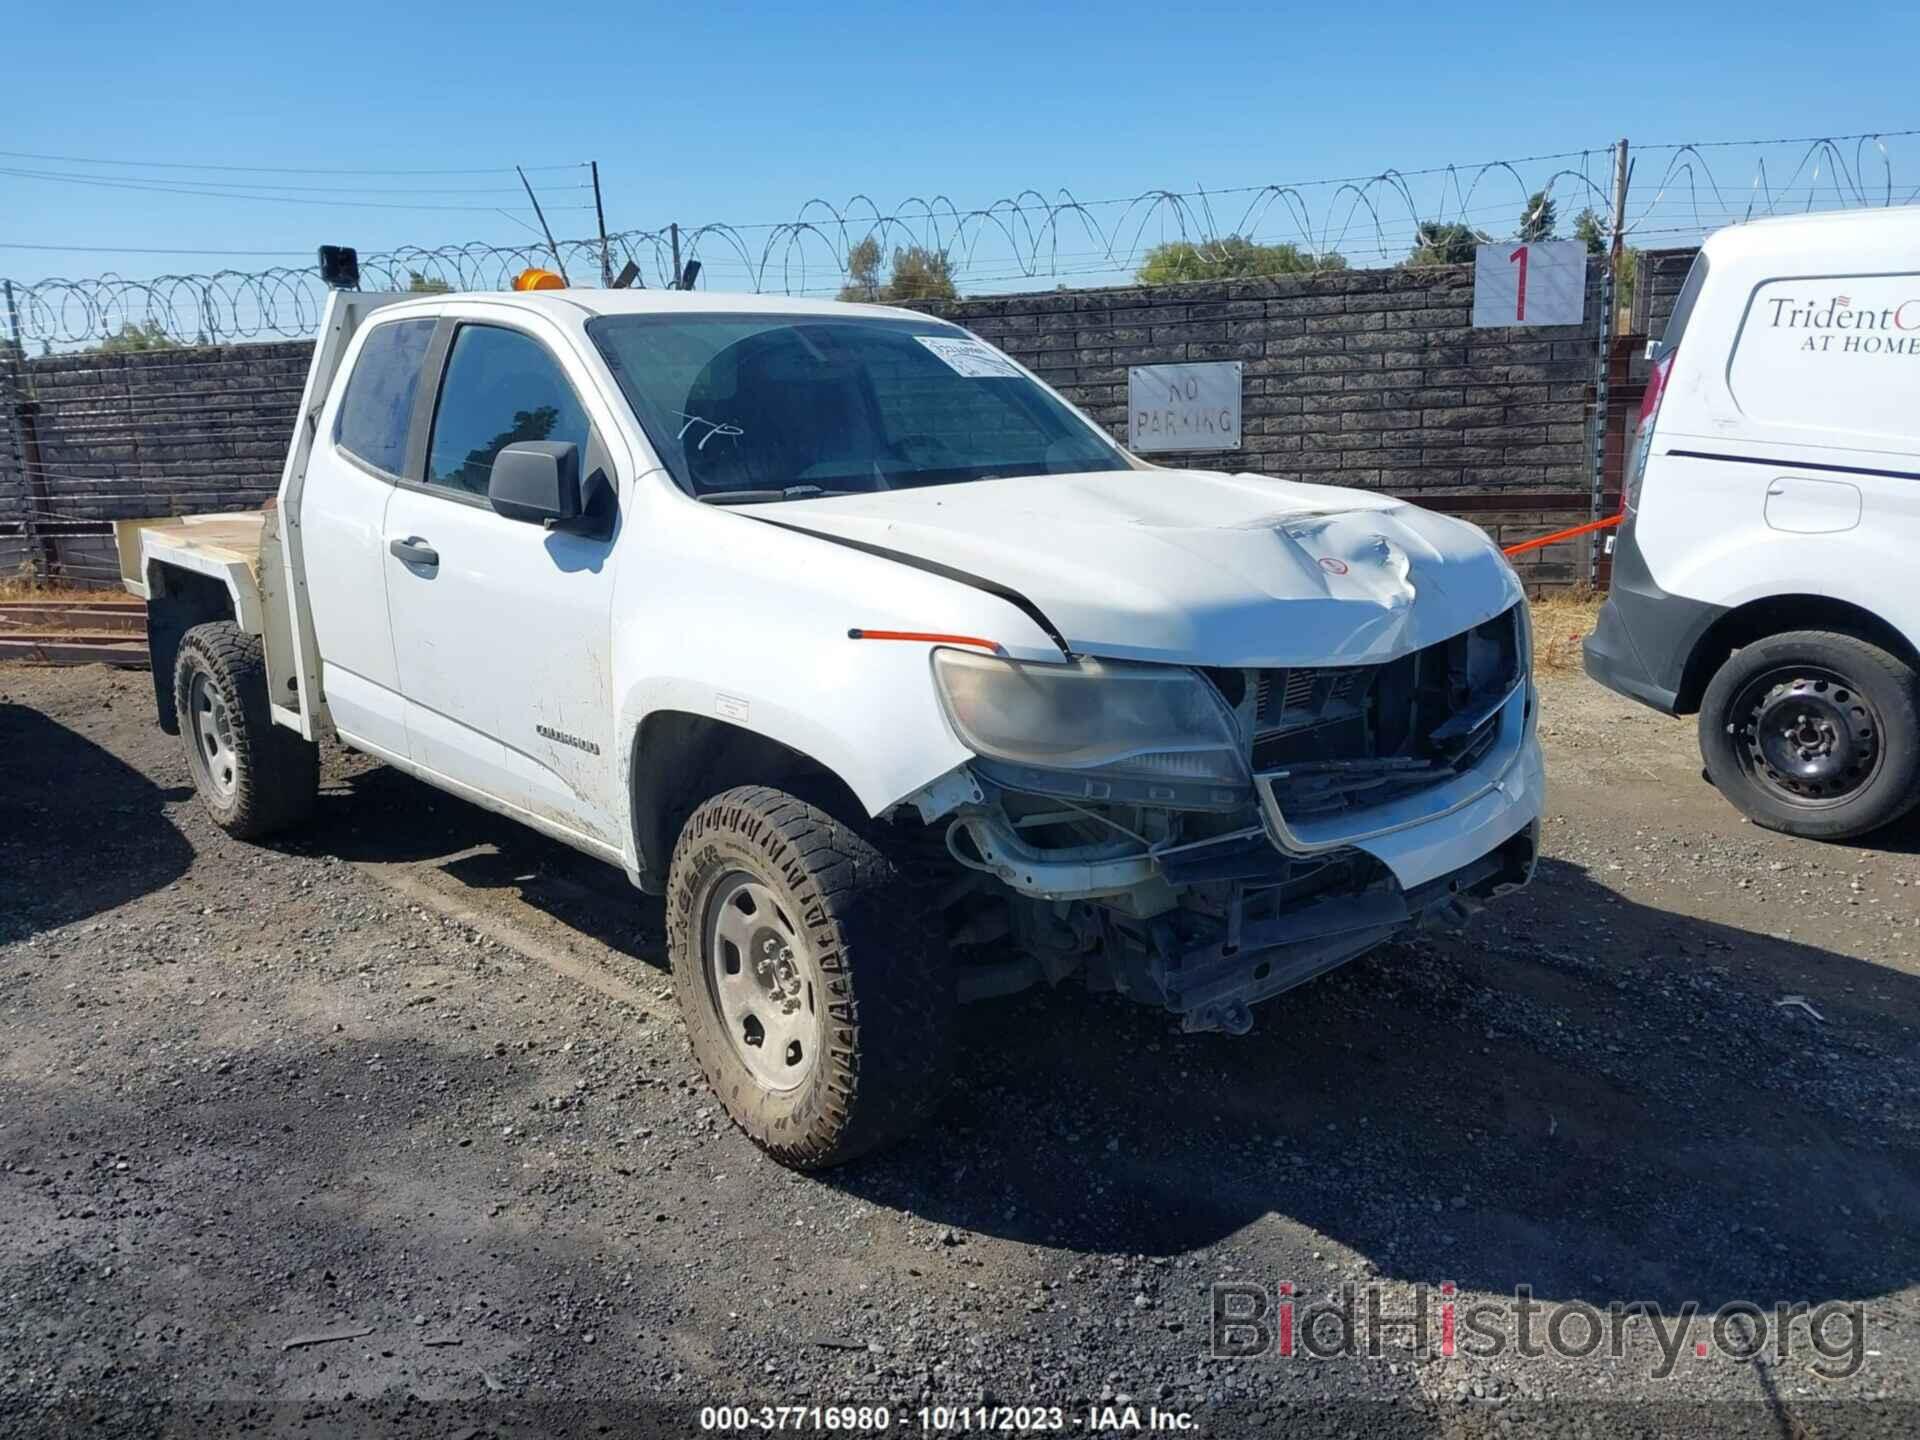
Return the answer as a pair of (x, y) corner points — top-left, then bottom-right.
(666, 785), (953, 1168)
(1699, 628), (1920, 841)
(174, 621), (319, 840)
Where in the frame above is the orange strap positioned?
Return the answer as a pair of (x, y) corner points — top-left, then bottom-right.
(1503, 512), (1622, 558)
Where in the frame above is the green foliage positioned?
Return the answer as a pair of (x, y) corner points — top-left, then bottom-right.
(837, 239), (957, 303)
(1566, 209), (1638, 310)
(886, 245), (957, 302)
(1135, 235), (1343, 285)
(1572, 207), (1607, 254)
(1405, 222), (1487, 267)
(1614, 248), (1640, 312)
(92, 319), (179, 355)
(1518, 190), (1557, 243)
(406, 270), (452, 294)
(837, 237), (883, 302)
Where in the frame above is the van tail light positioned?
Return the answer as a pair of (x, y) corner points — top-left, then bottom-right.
(1624, 349), (1674, 512)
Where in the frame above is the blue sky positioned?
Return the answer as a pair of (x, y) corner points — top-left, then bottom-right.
(4, 1), (1917, 293)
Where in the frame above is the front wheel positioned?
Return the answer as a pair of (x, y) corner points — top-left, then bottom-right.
(666, 785), (953, 1168)
(1699, 629), (1920, 841)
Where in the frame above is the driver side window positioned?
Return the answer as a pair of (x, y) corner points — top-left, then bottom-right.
(426, 325), (591, 497)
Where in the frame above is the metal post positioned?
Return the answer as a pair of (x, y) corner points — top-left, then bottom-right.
(517, 165), (570, 284)
(591, 161), (612, 288)
(1, 279), (57, 583)
(1587, 139), (1630, 586)
(671, 223), (682, 290)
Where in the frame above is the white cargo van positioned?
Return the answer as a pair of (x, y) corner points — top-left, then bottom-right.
(1586, 207), (1920, 840)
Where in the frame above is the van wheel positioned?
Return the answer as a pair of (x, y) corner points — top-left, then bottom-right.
(666, 785), (952, 1168)
(1699, 629), (1920, 840)
(174, 621), (318, 840)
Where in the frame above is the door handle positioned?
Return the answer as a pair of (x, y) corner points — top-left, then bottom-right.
(389, 536), (439, 568)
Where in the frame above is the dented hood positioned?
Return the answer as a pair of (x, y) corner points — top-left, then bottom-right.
(761, 469), (1523, 667)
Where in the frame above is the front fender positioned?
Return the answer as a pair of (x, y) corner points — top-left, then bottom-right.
(617, 645), (972, 829)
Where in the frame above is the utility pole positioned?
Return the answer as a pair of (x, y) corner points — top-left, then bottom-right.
(1608, 137), (1631, 264)
(591, 161), (612, 288)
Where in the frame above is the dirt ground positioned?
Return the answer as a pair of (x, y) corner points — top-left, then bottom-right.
(2, 660), (1918, 1438)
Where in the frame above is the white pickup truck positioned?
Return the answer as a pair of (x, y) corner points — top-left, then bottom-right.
(126, 258), (1545, 1167)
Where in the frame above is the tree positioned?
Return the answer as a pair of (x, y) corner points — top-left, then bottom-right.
(1405, 222), (1486, 267)
(885, 245), (956, 302)
(837, 237), (883, 303)
(1572, 207), (1607, 254)
(93, 320), (179, 354)
(838, 239), (957, 303)
(1518, 190), (1557, 243)
(1568, 208), (1638, 311)
(406, 270), (452, 294)
(1136, 235), (1343, 285)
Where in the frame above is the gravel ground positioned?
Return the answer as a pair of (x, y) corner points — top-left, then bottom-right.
(2, 662), (1917, 1438)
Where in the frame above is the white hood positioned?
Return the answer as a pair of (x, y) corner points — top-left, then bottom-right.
(758, 469), (1523, 667)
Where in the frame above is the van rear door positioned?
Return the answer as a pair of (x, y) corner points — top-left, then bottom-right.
(1632, 224), (1920, 640)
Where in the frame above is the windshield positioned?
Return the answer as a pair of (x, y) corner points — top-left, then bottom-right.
(586, 313), (1130, 500)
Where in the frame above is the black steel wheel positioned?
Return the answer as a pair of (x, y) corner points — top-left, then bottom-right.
(1700, 630), (1920, 841)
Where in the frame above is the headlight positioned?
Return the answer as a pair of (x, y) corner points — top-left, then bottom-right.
(931, 649), (1248, 801)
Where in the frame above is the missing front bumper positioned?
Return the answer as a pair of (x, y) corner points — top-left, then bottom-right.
(1126, 820), (1539, 1034)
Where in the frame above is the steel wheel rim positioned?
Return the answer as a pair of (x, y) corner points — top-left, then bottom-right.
(1729, 664), (1884, 809)
(702, 871), (819, 1093)
(188, 670), (239, 799)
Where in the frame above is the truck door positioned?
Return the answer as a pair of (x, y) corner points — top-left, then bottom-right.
(301, 316), (436, 760)
(383, 320), (623, 849)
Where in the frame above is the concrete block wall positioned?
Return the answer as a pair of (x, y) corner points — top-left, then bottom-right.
(1640, 247), (1701, 342)
(7, 259), (1608, 588)
(911, 257), (1607, 586)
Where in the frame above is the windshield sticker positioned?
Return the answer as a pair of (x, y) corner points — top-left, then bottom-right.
(914, 335), (1024, 379)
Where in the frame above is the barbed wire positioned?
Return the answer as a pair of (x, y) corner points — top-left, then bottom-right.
(5, 131), (1915, 347)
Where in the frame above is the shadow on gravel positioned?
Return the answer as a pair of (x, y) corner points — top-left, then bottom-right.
(824, 855), (1920, 1314)
(1, 1031), (621, 1404)
(211, 746), (1920, 1314)
(0, 704), (194, 942)
(287, 759), (667, 968)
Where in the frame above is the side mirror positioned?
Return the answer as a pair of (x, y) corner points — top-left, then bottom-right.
(489, 441), (581, 525)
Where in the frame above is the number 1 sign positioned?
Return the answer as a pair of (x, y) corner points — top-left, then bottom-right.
(1471, 240), (1586, 328)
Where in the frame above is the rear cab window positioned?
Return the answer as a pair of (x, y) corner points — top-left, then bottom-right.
(334, 318), (436, 476)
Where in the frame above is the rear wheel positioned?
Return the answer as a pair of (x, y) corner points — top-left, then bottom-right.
(174, 621), (318, 840)
(666, 785), (952, 1168)
(1699, 629), (1920, 840)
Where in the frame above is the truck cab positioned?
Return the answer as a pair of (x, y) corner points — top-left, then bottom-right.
(1585, 207), (1920, 840)
(131, 269), (1544, 1167)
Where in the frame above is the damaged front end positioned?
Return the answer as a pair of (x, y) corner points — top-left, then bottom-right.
(909, 603), (1542, 1033)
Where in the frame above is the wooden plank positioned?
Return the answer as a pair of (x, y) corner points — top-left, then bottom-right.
(0, 602), (145, 632)
(0, 629), (145, 645)
(0, 634), (149, 667)
(1406, 492), (1592, 515)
